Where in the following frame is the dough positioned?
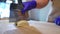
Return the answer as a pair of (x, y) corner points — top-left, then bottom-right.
(17, 20), (29, 27)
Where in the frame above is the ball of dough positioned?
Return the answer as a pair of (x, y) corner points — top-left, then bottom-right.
(17, 20), (29, 27)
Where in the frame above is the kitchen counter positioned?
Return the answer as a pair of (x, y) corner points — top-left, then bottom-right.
(0, 20), (60, 34)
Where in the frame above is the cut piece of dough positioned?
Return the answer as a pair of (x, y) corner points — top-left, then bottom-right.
(17, 20), (29, 27)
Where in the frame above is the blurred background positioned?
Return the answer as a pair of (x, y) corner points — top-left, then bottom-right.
(0, 0), (59, 23)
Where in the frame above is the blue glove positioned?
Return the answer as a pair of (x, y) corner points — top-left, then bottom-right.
(22, 1), (37, 14)
(54, 16), (60, 26)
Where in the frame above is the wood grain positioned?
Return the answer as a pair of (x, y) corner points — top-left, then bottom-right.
(4, 26), (41, 34)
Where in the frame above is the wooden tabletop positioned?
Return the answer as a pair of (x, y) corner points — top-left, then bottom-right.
(0, 20), (60, 34)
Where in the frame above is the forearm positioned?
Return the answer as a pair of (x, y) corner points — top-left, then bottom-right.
(22, 0), (49, 14)
(36, 0), (49, 8)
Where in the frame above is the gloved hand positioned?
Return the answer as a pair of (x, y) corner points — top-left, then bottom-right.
(21, 1), (37, 14)
(54, 16), (60, 26)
